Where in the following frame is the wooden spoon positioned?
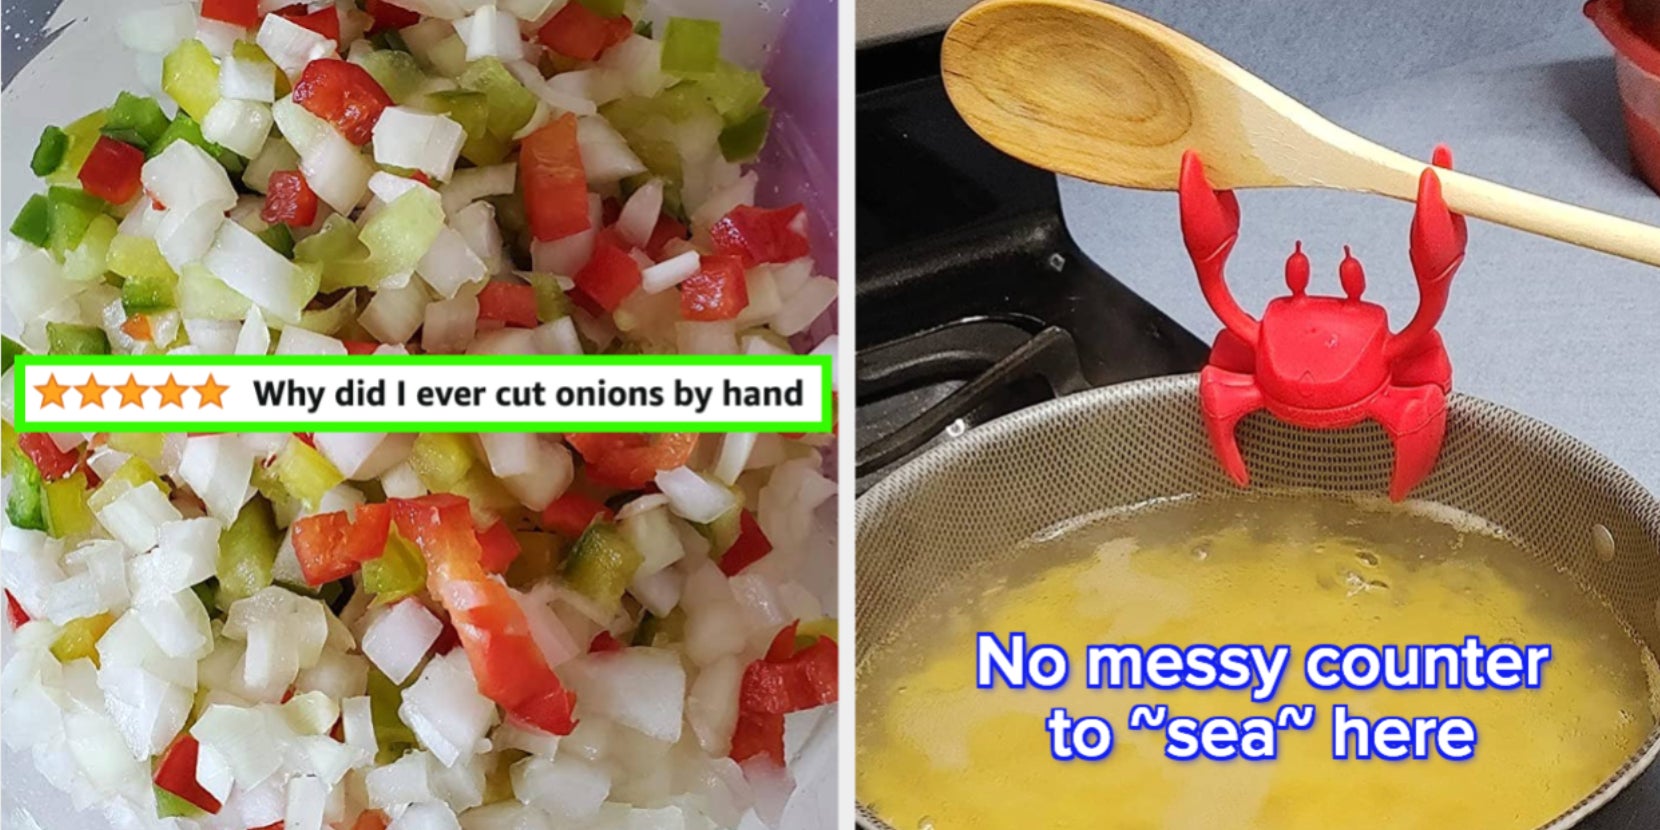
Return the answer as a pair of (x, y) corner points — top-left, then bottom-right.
(941, 0), (1660, 266)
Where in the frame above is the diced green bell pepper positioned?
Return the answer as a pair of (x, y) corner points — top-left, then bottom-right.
(46, 323), (111, 356)
(111, 235), (181, 314)
(661, 18), (722, 75)
(257, 223), (295, 259)
(106, 433), (165, 466)
(61, 214), (118, 283)
(1, 336), (23, 374)
(272, 437), (344, 510)
(50, 612), (115, 667)
(149, 113), (245, 175)
(694, 61), (769, 124)
(45, 471), (95, 539)
(177, 263), (255, 320)
(217, 497), (280, 607)
(10, 194), (51, 248)
(102, 92), (172, 151)
(367, 667), (419, 764)
(632, 608), (685, 647)
(358, 49), (427, 104)
(718, 105), (771, 162)
(89, 456), (170, 514)
(458, 58), (539, 139)
(154, 786), (204, 819)
(31, 126), (68, 177)
(163, 39), (222, 123)
(695, 503), (743, 556)
(362, 532), (427, 604)
(5, 446), (46, 531)
(428, 89), (510, 166)
(47, 110), (109, 185)
(47, 186), (108, 255)
(564, 521), (643, 612)
(409, 433), (474, 491)
(524, 273), (573, 322)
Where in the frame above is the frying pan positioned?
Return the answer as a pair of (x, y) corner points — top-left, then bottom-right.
(854, 375), (1660, 829)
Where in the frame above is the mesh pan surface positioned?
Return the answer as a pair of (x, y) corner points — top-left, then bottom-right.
(855, 374), (1660, 830)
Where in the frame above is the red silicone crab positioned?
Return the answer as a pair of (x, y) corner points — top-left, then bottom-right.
(1179, 146), (1467, 501)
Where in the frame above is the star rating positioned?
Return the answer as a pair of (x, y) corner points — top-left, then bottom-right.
(73, 376), (109, 408)
(155, 374), (190, 408)
(195, 375), (228, 408)
(33, 375), (69, 408)
(115, 375), (149, 408)
(29, 371), (234, 413)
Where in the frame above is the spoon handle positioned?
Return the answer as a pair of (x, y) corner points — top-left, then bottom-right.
(1431, 170), (1660, 267)
(1347, 160), (1660, 267)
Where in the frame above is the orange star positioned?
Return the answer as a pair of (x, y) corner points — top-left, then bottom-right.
(155, 374), (190, 408)
(33, 374), (69, 408)
(194, 375), (229, 408)
(115, 375), (149, 408)
(74, 375), (109, 408)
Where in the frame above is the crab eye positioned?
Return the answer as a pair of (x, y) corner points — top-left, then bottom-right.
(1339, 245), (1367, 299)
(1284, 241), (1309, 295)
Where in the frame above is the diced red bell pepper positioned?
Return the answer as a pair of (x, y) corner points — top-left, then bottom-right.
(536, 1), (633, 62)
(589, 631), (624, 653)
(645, 214), (688, 260)
(282, 5), (341, 42)
(154, 734), (223, 815)
(573, 237), (642, 312)
(6, 591), (31, 629)
(720, 511), (773, 577)
(200, 0), (260, 28)
(261, 170), (320, 227)
(740, 635), (838, 715)
(476, 281), (539, 329)
(295, 432), (317, 448)
(521, 114), (590, 241)
(565, 433), (698, 490)
(765, 620), (800, 662)
(19, 433), (80, 481)
(78, 137), (145, 204)
(709, 204), (811, 268)
(366, 0), (421, 33)
(292, 59), (394, 146)
(540, 492), (614, 538)
(680, 254), (749, 321)
(352, 811), (392, 830)
(290, 503), (394, 585)
(601, 198), (623, 227)
(391, 495), (578, 735)
(730, 708), (786, 765)
(344, 340), (380, 356)
(251, 824), (283, 830)
(475, 520), (522, 573)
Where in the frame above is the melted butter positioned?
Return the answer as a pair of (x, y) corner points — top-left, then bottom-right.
(857, 495), (1658, 830)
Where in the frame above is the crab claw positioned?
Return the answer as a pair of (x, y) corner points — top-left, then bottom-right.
(1179, 150), (1241, 264)
(1409, 151), (1467, 289)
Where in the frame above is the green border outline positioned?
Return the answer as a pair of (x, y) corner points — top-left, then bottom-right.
(14, 354), (834, 434)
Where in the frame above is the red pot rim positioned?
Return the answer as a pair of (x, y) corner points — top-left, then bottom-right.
(1588, 0), (1660, 78)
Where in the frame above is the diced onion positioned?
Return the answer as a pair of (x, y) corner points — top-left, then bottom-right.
(257, 14), (336, 78)
(576, 117), (646, 184)
(372, 107), (467, 181)
(361, 599), (443, 685)
(204, 219), (315, 322)
(655, 467), (738, 525)
(422, 294), (479, 354)
(440, 164), (516, 216)
(615, 179), (664, 248)
(771, 275), (838, 337)
(640, 250), (699, 294)
(300, 131), (375, 215)
(144, 140), (239, 215)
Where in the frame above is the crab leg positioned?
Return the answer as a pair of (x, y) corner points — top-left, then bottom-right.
(1179, 151), (1259, 346)
(1198, 365), (1265, 488)
(1390, 146), (1467, 361)
(1367, 384), (1448, 501)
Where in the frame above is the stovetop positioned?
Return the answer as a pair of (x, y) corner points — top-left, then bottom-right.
(854, 31), (1207, 493)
